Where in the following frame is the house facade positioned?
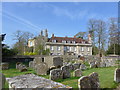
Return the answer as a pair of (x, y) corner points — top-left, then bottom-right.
(28, 30), (92, 56)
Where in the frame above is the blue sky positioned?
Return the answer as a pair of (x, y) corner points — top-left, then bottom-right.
(2, 2), (118, 47)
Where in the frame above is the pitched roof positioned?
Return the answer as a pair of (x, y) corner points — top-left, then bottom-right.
(48, 36), (89, 44)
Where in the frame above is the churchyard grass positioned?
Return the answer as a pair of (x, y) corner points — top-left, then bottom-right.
(1, 63), (120, 88)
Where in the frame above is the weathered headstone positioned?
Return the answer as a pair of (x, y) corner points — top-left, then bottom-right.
(89, 62), (96, 68)
(78, 76), (91, 89)
(0, 73), (6, 89)
(80, 64), (87, 70)
(16, 62), (22, 69)
(36, 62), (48, 75)
(73, 63), (81, 70)
(100, 62), (106, 67)
(67, 63), (74, 71)
(89, 72), (100, 88)
(19, 64), (28, 72)
(114, 68), (120, 83)
(53, 57), (63, 68)
(29, 61), (33, 68)
(1, 62), (9, 70)
(50, 69), (63, 80)
(61, 65), (71, 79)
(78, 72), (100, 89)
(74, 69), (82, 77)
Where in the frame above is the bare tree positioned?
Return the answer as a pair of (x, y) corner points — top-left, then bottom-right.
(13, 30), (34, 55)
(95, 20), (107, 56)
(108, 18), (119, 55)
(88, 19), (97, 46)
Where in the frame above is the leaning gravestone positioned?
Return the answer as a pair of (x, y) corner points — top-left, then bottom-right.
(36, 62), (48, 75)
(114, 68), (120, 83)
(1, 62), (9, 70)
(61, 65), (71, 79)
(80, 64), (87, 70)
(50, 69), (63, 81)
(74, 69), (82, 77)
(0, 73), (6, 89)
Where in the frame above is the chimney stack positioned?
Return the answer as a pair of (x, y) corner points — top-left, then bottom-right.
(88, 34), (92, 43)
(52, 34), (54, 37)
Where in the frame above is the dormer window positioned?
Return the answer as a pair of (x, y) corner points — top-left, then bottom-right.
(67, 41), (71, 43)
(72, 41), (75, 44)
(52, 40), (56, 43)
(62, 40), (66, 43)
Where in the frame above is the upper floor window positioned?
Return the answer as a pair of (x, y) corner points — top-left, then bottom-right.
(52, 40), (56, 43)
(81, 47), (84, 51)
(87, 47), (90, 51)
(30, 41), (33, 46)
(57, 46), (61, 51)
(62, 40), (66, 43)
(73, 47), (76, 51)
(69, 47), (72, 51)
(50, 46), (54, 51)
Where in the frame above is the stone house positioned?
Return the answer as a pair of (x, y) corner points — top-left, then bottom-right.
(28, 30), (92, 56)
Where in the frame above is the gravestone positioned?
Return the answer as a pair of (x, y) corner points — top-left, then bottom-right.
(50, 69), (63, 81)
(78, 72), (100, 89)
(0, 73), (6, 89)
(100, 62), (106, 67)
(16, 62), (22, 69)
(74, 69), (82, 77)
(53, 57), (63, 68)
(61, 65), (71, 79)
(29, 61), (33, 68)
(89, 62), (96, 68)
(67, 63), (74, 71)
(114, 68), (120, 83)
(89, 72), (100, 88)
(1, 62), (9, 70)
(19, 64), (28, 72)
(78, 76), (91, 89)
(73, 63), (81, 70)
(36, 62), (48, 75)
(80, 64), (87, 70)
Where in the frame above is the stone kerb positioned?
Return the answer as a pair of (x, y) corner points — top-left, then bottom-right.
(6, 74), (72, 89)
(50, 69), (63, 81)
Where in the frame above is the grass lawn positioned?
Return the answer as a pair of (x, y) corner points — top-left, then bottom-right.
(1, 62), (120, 88)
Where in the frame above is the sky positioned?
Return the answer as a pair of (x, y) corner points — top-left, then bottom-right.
(1, 2), (118, 47)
